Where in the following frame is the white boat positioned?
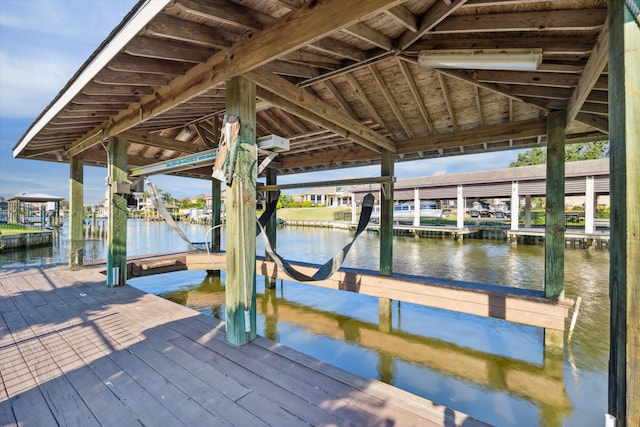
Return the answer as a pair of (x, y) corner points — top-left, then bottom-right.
(371, 200), (450, 222)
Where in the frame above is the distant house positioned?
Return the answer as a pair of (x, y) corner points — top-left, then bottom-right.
(295, 186), (352, 207)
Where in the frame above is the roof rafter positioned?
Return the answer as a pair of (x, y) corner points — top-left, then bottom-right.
(566, 20), (609, 127)
(398, 0), (468, 50)
(65, 0), (404, 158)
(248, 68), (393, 152)
(398, 118), (547, 153)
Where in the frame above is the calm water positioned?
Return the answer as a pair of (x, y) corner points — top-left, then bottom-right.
(1, 220), (609, 426)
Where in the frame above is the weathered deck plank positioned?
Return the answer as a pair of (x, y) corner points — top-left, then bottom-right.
(0, 264), (490, 427)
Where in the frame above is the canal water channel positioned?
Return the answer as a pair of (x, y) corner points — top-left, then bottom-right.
(0, 219), (608, 426)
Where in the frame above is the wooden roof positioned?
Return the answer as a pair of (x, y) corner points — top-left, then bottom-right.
(13, 0), (609, 181)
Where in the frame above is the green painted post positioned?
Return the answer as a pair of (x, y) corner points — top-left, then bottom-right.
(379, 150), (394, 323)
(265, 168), (277, 289)
(380, 149), (394, 276)
(608, 2), (640, 425)
(544, 110), (565, 300)
(69, 155), (84, 268)
(225, 77), (257, 345)
(207, 178), (222, 276)
(107, 136), (128, 287)
(212, 177), (222, 252)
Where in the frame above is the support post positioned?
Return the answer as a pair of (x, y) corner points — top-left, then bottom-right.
(413, 188), (420, 227)
(225, 76), (257, 346)
(585, 176), (595, 234)
(380, 150), (394, 276)
(351, 193), (357, 224)
(379, 150), (394, 324)
(106, 136), (128, 287)
(544, 110), (565, 300)
(265, 168), (277, 289)
(211, 177), (222, 253)
(207, 177), (222, 276)
(456, 185), (464, 229)
(608, 2), (640, 425)
(525, 194), (532, 227)
(69, 155), (84, 268)
(511, 181), (519, 231)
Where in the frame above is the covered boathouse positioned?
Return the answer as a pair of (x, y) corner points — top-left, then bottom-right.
(10, 1), (638, 426)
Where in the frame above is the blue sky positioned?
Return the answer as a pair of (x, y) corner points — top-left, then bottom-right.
(0, 0), (523, 204)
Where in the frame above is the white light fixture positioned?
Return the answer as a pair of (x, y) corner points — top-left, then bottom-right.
(418, 49), (543, 71)
(175, 126), (193, 142)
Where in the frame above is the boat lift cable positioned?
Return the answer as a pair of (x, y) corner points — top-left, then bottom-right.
(147, 174), (374, 281)
(257, 193), (375, 282)
(146, 178), (193, 247)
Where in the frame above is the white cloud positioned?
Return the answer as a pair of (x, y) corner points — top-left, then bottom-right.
(0, 0), (136, 118)
(0, 50), (78, 117)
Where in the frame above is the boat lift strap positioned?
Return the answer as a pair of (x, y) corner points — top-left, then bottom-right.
(147, 179), (193, 246)
(257, 193), (375, 282)
(147, 175), (375, 281)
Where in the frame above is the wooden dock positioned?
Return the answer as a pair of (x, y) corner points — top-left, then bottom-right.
(0, 264), (489, 426)
(365, 224), (479, 240)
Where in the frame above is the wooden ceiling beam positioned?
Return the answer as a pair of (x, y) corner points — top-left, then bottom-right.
(434, 70), (552, 110)
(93, 69), (171, 86)
(436, 71), (458, 132)
(342, 23), (393, 51)
(385, 5), (417, 32)
(581, 102), (609, 116)
(497, 84), (574, 100)
(173, 0), (261, 32)
(566, 21), (609, 127)
(247, 68), (395, 152)
(281, 51), (342, 70)
(66, 0), (403, 158)
(344, 73), (389, 133)
(409, 36), (598, 55)
(310, 38), (368, 62)
(81, 83), (154, 96)
(574, 112), (609, 134)
(322, 80), (359, 119)
(397, 58), (436, 134)
(255, 87), (382, 154)
(398, 118), (547, 153)
(263, 60), (321, 79)
(474, 86), (484, 127)
(398, 0), (468, 50)
(107, 54), (192, 75)
(124, 36), (213, 63)
(368, 64), (414, 138)
(144, 14), (232, 49)
(471, 70), (580, 88)
(431, 9), (607, 33)
(119, 130), (204, 153)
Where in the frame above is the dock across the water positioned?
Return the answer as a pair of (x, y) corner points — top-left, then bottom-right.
(0, 264), (489, 426)
(283, 220), (610, 248)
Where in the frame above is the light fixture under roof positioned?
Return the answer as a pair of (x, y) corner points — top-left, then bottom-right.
(418, 49), (543, 71)
(175, 126), (193, 142)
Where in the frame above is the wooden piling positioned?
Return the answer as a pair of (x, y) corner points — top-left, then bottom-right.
(379, 150), (394, 320)
(107, 136), (128, 287)
(69, 154), (84, 268)
(225, 77), (257, 346)
(608, 1), (640, 425)
(544, 110), (565, 300)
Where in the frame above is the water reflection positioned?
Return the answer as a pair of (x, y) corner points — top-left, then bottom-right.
(131, 249), (606, 427)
